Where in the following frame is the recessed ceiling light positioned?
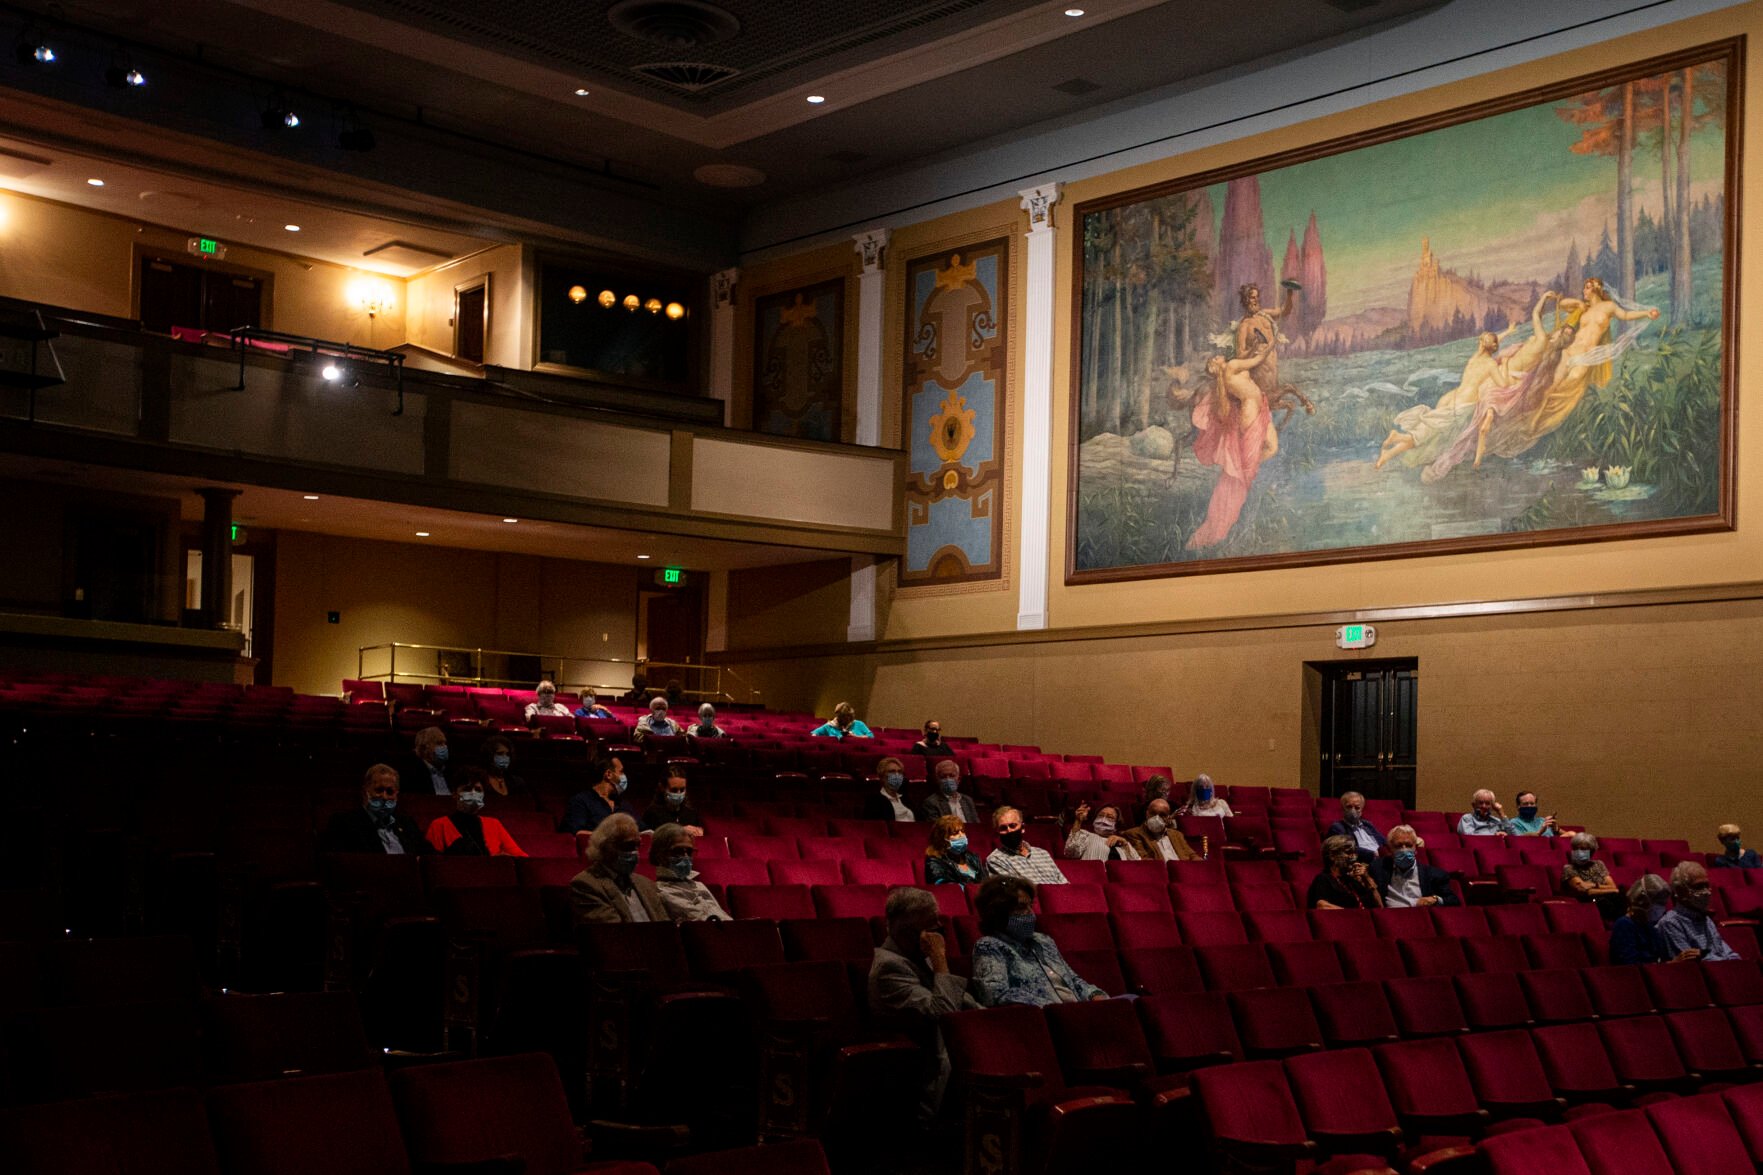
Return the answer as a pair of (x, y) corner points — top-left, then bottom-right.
(415, 531), (430, 537)
(1065, 7), (1086, 15)
(636, 554), (651, 559)
(303, 494), (320, 500)
(86, 178), (104, 187)
(574, 87), (590, 96)
(805, 94), (825, 104)
(502, 517), (518, 523)
(284, 224), (301, 232)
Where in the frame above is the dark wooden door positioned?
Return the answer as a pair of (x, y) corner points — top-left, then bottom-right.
(1319, 660), (1418, 805)
(205, 273), (263, 331)
(645, 588), (703, 668)
(70, 510), (161, 623)
(456, 285), (486, 363)
(139, 257), (203, 333)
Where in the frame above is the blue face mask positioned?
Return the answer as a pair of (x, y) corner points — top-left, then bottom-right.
(432, 745), (449, 764)
(883, 772), (904, 789)
(665, 791), (686, 806)
(1570, 849), (1592, 865)
(614, 850), (640, 874)
(367, 796), (396, 814)
(1005, 912), (1037, 943)
(939, 778), (959, 795)
(668, 857), (694, 880)
(615, 774), (629, 794)
(1518, 806), (1539, 821)
(1647, 902), (1670, 925)
(1195, 787), (1213, 804)
(947, 836), (968, 854)
(1727, 841), (1744, 855)
(1393, 849), (1416, 871)
(492, 754), (511, 771)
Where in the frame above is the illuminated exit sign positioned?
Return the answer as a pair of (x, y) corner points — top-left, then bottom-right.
(1335, 623), (1377, 650)
(186, 236), (227, 260)
(662, 567), (682, 585)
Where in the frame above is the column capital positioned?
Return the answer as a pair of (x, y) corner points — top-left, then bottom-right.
(852, 228), (890, 274)
(710, 268), (739, 310)
(1018, 183), (1063, 233)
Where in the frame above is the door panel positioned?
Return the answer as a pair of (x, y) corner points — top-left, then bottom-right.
(1319, 661), (1418, 806)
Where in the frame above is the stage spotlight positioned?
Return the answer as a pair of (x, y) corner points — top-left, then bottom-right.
(106, 51), (146, 88)
(321, 364), (341, 382)
(16, 25), (55, 65)
(262, 94), (301, 130)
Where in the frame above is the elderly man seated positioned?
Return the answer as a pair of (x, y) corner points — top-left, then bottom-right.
(1371, 825), (1458, 908)
(320, 763), (426, 854)
(1326, 791), (1386, 862)
(1121, 797), (1203, 862)
(868, 886), (977, 1122)
(1712, 824), (1762, 869)
(1657, 861), (1740, 962)
(635, 696), (682, 741)
(569, 813), (668, 925)
(919, 759), (979, 824)
(523, 680), (571, 725)
(650, 823), (728, 922)
(1456, 789), (1513, 837)
(984, 806), (1067, 885)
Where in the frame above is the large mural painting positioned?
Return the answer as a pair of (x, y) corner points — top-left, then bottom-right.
(902, 238), (1011, 587)
(1069, 43), (1738, 581)
(753, 278), (845, 441)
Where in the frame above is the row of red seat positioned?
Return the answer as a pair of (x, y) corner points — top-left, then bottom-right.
(1478, 1087), (1763, 1174)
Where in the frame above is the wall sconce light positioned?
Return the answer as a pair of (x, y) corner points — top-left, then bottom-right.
(597, 289), (616, 308)
(644, 297), (663, 314)
(665, 302), (685, 320)
(568, 285), (588, 304)
(349, 277), (395, 319)
(622, 294), (640, 311)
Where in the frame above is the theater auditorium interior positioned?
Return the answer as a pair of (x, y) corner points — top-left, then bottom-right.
(2, 0), (1763, 1173)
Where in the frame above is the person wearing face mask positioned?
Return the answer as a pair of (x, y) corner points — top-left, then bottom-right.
(1609, 874), (1702, 964)
(868, 886), (978, 1123)
(920, 761), (979, 824)
(686, 702), (724, 739)
(423, 767), (528, 856)
(523, 679), (571, 725)
(911, 720), (946, 757)
(1656, 861), (1739, 962)
(635, 696), (682, 742)
(1711, 824), (1761, 869)
(1506, 791), (1558, 837)
(1560, 832), (1620, 913)
(573, 690), (613, 721)
(1063, 803), (1139, 862)
(1370, 825), (1458, 908)
(407, 726), (453, 795)
(1308, 835), (1383, 910)
(321, 764), (427, 854)
(1456, 789), (1513, 837)
(861, 757), (917, 822)
(924, 817), (987, 886)
(1177, 773), (1234, 818)
(970, 876), (1108, 1006)
(984, 807), (1068, 885)
(640, 766), (705, 836)
(1325, 791), (1387, 862)
(479, 736), (533, 805)
(649, 822), (728, 922)
(561, 756), (638, 833)
(810, 701), (873, 740)
(1120, 798), (1204, 862)
(569, 813), (667, 925)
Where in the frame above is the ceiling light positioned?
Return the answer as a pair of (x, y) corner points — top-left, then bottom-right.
(284, 224), (301, 232)
(502, 517), (518, 524)
(106, 50), (147, 88)
(124, 67), (146, 86)
(262, 94), (301, 130)
(86, 178), (105, 187)
(805, 94), (825, 104)
(321, 363), (341, 381)
(1065, 7), (1085, 15)
(574, 87), (590, 96)
(16, 28), (54, 65)
(637, 554), (651, 560)
(415, 531), (430, 537)
(303, 494), (321, 500)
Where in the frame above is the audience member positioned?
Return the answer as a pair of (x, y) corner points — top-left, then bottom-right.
(970, 876), (1107, 1006)
(424, 767), (528, 856)
(1326, 791), (1386, 861)
(920, 760), (979, 824)
(664, 678), (685, 705)
(621, 674), (649, 705)
(687, 703), (724, 739)
(635, 696), (682, 742)
(1178, 773), (1233, 817)
(650, 823), (728, 922)
(924, 816), (986, 886)
(1064, 803), (1137, 861)
(480, 735), (533, 804)
(1121, 798), (1203, 862)
(1456, 789), (1513, 836)
(862, 757), (916, 822)
(1309, 834), (1383, 909)
(1608, 874), (1699, 965)
(911, 720), (946, 757)
(574, 691), (613, 720)
(1712, 823), (1761, 869)
(561, 755), (637, 833)
(1139, 774), (1174, 820)
(570, 813), (666, 925)
(811, 701), (873, 739)
(320, 764), (425, 854)
(1561, 832), (1621, 914)
(1657, 861), (1739, 962)
(407, 726), (453, 795)
(984, 807), (1067, 885)
(523, 680), (571, 725)
(868, 887), (977, 1122)
(1506, 790), (1558, 837)
(1371, 825), (1458, 907)
(640, 766), (705, 836)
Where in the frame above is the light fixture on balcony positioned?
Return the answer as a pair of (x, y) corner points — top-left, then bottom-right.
(622, 294), (640, 311)
(597, 289), (616, 308)
(665, 302), (685, 320)
(644, 297), (662, 314)
(568, 285), (588, 304)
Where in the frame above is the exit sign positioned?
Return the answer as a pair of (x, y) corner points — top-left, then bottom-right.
(1335, 623), (1377, 650)
(662, 567), (682, 584)
(186, 236), (227, 260)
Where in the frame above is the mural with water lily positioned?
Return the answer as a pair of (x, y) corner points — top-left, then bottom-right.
(1068, 43), (1738, 581)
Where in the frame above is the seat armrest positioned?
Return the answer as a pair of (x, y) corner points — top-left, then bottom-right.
(1405, 1145), (1481, 1174)
(970, 1069), (1045, 1091)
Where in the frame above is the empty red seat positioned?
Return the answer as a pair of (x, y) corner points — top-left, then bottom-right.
(1400, 936), (1470, 977)
(0, 1086), (222, 1175)
(728, 836), (799, 860)
(1457, 1029), (1570, 1121)
(727, 885), (816, 921)
(1646, 1092), (1754, 1170)
(694, 859), (770, 888)
(780, 918), (875, 964)
(1335, 937), (1405, 982)
(1266, 940), (1345, 988)
(206, 1068), (409, 1175)
(1581, 965), (1655, 1018)
(1110, 912), (1180, 952)
(1168, 884), (1235, 914)
(422, 856), (519, 890)
(1036, 913), (1115, 953)
(1195, 943), (1275, 992)
(682, 919), (785, 979)
(1243, 909), (1312, 944)
(1525, 933), (1594, 971)
(1544, 903), (1605, 937)
(1723, 1082), (1763, 1163)
(1052, 859), (1105, 886)
(1566, 1106), (1672, 1175)
(841, 859), (915, 887)
(1464, 935), (1531, 974)
(1429, 906), (1488, 938)
(1372, 907), (1435, 940)
(1039, 884), (1108, 915)
(1230, 987), (1325, 1058)
(1641, 962), (1714, 1011)
(1176, 911), (1248, 947)
(1120, 947), (1205, 996)
(1479, 1123), (1594, 1175)
(1663, 1008), (1751, 1081)
(1106, 860), (1166, 887)
(1309, 981), (1400, 1048)
(1042, 996), (1167, 1092)
(1384, 975), (1469, 1037)
(1374, 1035), (1502, 1138)
(810, 884), (888, 921)
(769, 859), (842, 887)
(1308, 908), (1376, 941)
(1706, 961), (1763, 1006)
(1283, 1048), (1409, 1164)
(1231, 884), (1295, 912)
(202, 992), (376, 1084)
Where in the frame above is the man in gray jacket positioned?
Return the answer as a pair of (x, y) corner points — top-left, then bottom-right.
(868, 886), (977, 1122)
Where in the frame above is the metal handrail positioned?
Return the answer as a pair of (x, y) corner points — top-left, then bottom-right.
(355, 642), (761, 702)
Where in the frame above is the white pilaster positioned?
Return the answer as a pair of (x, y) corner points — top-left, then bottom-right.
(708, 267), (738, 427)
(851, 229), (889, 448)
(1016, 183), (1061, 631)
(846, 556), (876, 643)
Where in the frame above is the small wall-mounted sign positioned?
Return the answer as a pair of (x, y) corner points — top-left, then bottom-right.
(1335, 623), (1376, 650)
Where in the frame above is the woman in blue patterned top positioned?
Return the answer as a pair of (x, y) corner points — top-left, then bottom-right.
(970, 876), (1108, 1007)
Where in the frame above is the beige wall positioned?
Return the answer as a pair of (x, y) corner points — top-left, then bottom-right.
(405, 244), (527, 368)
(272, 530), (640, 696)
(726, 559), (852, 651)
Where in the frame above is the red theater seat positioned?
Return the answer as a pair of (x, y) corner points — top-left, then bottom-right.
(1645, 1093), (1755, 1171)
(0, 1087), (222, 1175)
(205, 1068), (410, 1175)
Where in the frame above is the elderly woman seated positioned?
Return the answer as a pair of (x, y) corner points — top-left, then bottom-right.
(1178, 773), (1234, 817)
(649, 822), (729, 922)
(1308, 834), (1382, 910)
(970, 876), (1108, 1006)
(569, 813), (667, 925)
(523, 680), (572, 724)
(1608, 874), (1702, 964)
(1561, 832), (1621, 916)
(1063, 802), (1138, 861)
(423, 767), (528, 856)
(924, 816), (987, 886)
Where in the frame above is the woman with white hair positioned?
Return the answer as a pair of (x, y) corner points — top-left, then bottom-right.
(1561, 831), (1621, 918)
(688, 702), (724, 739)
(1178, 774), (1234, 818)
(650, 823), (728, 922)
(569, 813), (667, 925)
(524, 680), (571, 724)
(1608, 874), (1699, 965)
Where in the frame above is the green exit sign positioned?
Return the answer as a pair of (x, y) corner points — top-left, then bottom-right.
(662, 567), (682, 584)
(1335, 623), (1377, 650)
(197, 238), (219, 255)
(186, 236), (228, 260)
